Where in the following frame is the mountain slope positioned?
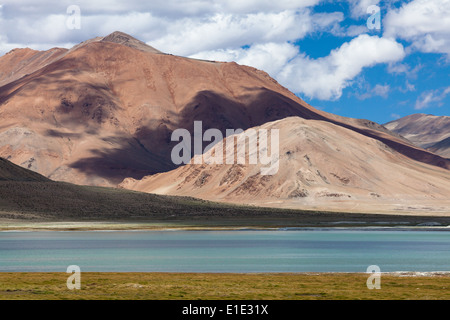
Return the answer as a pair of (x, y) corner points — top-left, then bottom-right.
(0, 47), (67, 87)
(385, 114), (450, 158)
(0, 32), (448, 187)
(121, 117), (450, 214)
(0, 156), (295, 222)
(0, 157), (49, 182)
(4, 157), (438, 226)
(429, 137), (450, 159)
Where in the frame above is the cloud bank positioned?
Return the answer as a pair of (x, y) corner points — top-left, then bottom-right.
(384, 0), (450, 57)
(0, 0), (446, 102)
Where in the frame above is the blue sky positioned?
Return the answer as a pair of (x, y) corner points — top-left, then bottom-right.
(301, 1), (450, 124)
(0, 0), (448, 124)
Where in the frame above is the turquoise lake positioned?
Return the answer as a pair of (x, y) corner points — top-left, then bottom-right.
(0, 230), (449, 272)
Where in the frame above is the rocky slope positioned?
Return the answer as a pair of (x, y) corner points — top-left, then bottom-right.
(385, 114), (450, 159)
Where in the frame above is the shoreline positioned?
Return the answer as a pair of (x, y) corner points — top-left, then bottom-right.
(0, 271), (449, 275)
(1, 220), (449, 232)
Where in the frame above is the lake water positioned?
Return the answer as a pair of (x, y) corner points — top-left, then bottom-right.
(0, 230), (449, 272)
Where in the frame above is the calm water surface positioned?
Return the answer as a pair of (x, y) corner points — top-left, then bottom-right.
(0, 230), (449, 272)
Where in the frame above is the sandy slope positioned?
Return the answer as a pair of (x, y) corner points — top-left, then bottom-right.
(0, 32), (448, 187)
(121, 117), (450, 214)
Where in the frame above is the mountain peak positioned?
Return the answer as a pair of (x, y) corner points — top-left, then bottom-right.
(101, 31), (163, 54)
(102, 31), (137, 42)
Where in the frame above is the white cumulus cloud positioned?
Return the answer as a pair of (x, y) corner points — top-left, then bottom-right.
(151, 10), (342, 56)
(347, 0), (381, 18)
(415, 86), (450, 110)
(191, 42), (299, 77)
(384, 0), (450, 57)
(193, 35), (405, 100)
(280, 35), (404, 100)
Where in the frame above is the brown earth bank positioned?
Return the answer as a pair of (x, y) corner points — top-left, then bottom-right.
(1, 155), (449, 230)
(1, 181), (450, 230)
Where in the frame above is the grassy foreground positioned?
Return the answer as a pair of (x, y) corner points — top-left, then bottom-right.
(0, 272), (449, 300)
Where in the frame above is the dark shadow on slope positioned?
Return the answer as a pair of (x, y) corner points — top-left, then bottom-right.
(45, 129), (82, 139)
(68, 134), (177, 185)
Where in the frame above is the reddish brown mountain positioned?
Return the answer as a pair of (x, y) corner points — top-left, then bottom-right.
(0, 47), (67, 87)
(0, 31), (448, 187)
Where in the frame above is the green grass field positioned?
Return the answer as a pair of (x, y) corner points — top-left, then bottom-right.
(0, 272), (449, 300)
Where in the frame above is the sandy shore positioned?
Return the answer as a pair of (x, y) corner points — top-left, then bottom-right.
(1, 217), (450, 231)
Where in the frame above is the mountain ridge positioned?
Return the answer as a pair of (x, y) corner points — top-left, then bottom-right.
(0, 32), (448, 191)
